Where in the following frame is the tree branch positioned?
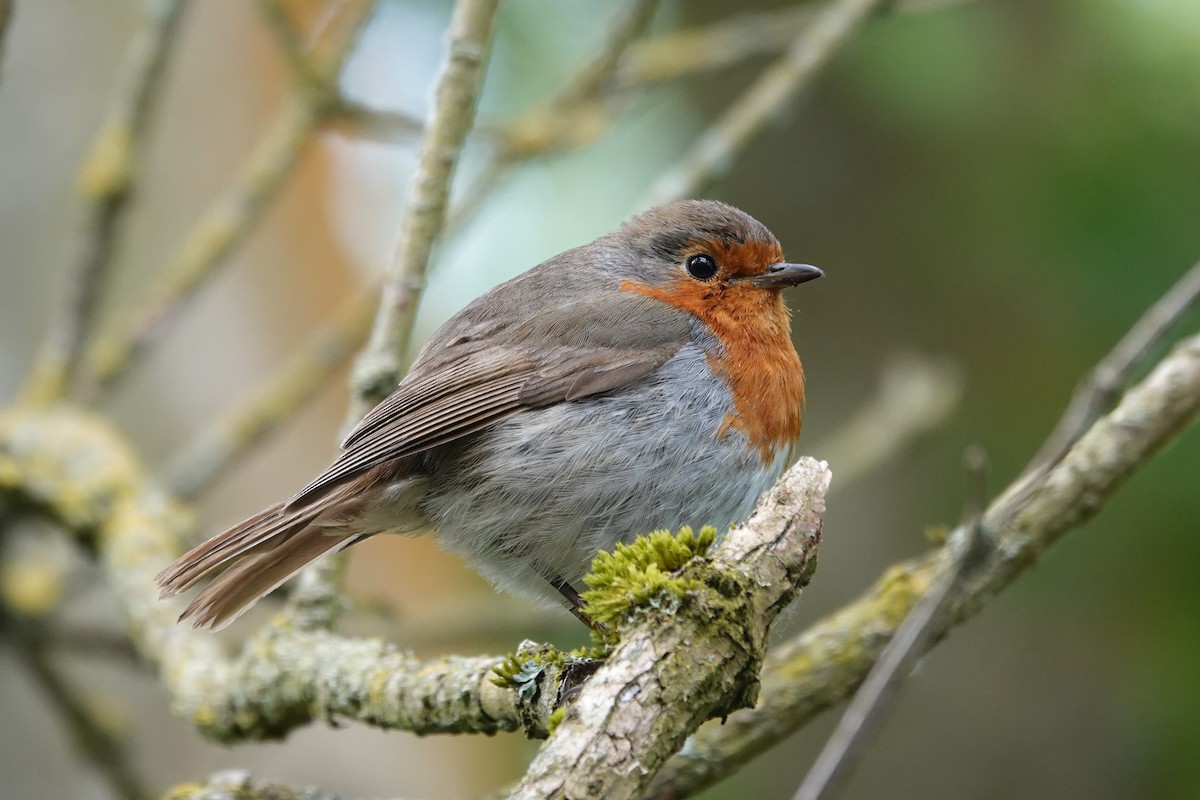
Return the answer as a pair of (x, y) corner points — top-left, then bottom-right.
(0, 410), (831, 751)
(647, 326), (1200, 798)
(643, 0), (886, 207)
(78, 0), (376, 400)
(446, 0), (660, 270)
(1023, 259), (1200, 481)
(791, 449), (990, 800)
(21, 0), (189, 405)
(330, 98), (424, 143)
(255, 0), (326, 90)
(509, 459), (829, 800)
(617, 5), (819, 90)
(0, 406), (526, 740)
(352, 0), (500, 413)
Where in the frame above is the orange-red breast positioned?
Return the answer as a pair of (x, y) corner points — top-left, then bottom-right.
(157, 200), (823, 629)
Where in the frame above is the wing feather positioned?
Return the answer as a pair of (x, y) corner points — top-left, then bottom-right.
(291, 290), (694, 506)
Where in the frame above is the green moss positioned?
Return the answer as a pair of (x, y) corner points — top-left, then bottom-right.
(160, 783), (206, 800)
(546, 706), (567, 735)
(490, 643), (564, 700)
(580, 526), (717, 645)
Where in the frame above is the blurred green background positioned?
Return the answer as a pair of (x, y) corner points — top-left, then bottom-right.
(1, 1), (1199, 798)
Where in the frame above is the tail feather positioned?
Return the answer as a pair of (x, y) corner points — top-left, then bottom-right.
(156, 501), (317, 597)
(156, 466), (425, 629)
(181, 526), (363, 630)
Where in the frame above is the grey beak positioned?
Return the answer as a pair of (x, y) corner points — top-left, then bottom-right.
(739, 262), (825, 289)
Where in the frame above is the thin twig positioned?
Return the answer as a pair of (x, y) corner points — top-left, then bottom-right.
(643, 0), (887, 207)
(351, 0), (500, 414)
(79, 0), (376, 400)
(1024, 259), (1200, 477)
(330, 99), (424, 143)
(446, 0), (660, 246)
(255, 0), (325, 89)
(792, 448), (991, 800)
(166, 288), (377, 499)
(311, 0), (498, 631)
(615, 0), (976, 90)
(618, 5), (819, 90)
(452, 0), (954, 230)
(555, 0), (661, 107)
(464, 0), (973, 174)
(20, 0), (188, 405)
(17, 642), (148, 800)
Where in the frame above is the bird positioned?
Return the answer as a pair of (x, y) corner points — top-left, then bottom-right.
(157, 199), (823, 630)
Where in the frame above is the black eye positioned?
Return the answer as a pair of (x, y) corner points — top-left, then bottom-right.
(685, 253), (719, 281)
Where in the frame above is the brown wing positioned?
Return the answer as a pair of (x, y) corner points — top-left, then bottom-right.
(289, 285), (694, 506)
(290, 342), (682, 507)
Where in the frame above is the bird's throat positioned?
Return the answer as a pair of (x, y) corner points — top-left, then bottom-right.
(621, 279), (805, 462)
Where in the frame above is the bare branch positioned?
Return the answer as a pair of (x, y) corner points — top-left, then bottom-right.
(648, 328), (1200, 798)
(255, 0), (325, 89)
(792, 449), (990, 800)
(643, 0), (887, 207)
(618, 5), (818, 89)
(509, 458), (830, 800)
(331, 99), (424, 143)
(20, 0), (189, 405)
(78, 1), (376, 400)
(1023, 259), (1200, 480)
(446, 0), (660, 248)
(556, 0), (661, 107)
(615, 0), (979, 90)
(351, 0), (500, 414)
(165, 288), (377, 499)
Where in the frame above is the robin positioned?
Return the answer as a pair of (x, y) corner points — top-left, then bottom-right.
(157, 199), (823, 629)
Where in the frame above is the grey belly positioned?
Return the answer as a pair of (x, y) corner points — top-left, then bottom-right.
(420, 346), (787, 602)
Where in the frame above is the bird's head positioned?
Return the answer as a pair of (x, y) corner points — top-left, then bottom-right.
(612, 200), (822, 336)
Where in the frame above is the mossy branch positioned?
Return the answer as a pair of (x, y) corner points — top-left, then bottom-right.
(647, 328), (1200, 799)
(0, 407), (523, 741)
(508, 459), (829, 800)
(0, 407), (830, 754)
